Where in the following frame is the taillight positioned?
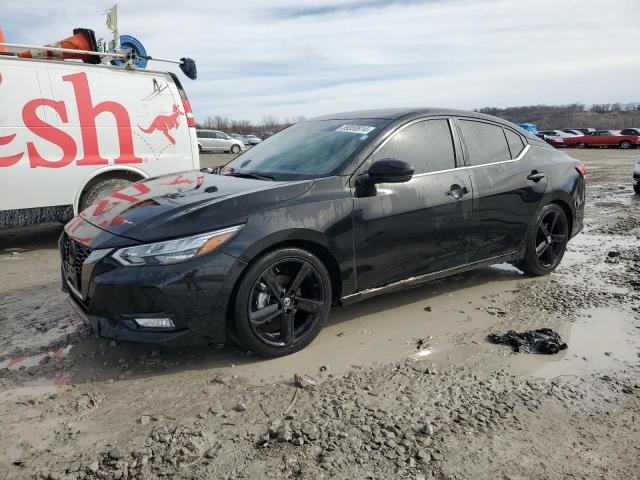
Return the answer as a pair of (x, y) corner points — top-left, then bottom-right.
(182, 98), (196, 128)
(575, 163), (587, 177)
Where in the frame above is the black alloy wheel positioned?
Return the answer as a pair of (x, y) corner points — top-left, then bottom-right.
(233, 248), (331, 357)
(517, 204), (569, 276)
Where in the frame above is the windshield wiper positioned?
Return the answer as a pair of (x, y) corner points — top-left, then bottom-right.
(225, 171), (275, 181)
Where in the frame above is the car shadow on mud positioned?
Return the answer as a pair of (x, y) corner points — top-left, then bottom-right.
(54, 264), (523, 386)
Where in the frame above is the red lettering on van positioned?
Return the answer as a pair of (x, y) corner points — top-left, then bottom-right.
(23, 99), (77, 168)
(63, 72), (143, 166)
(0, 134), (23, 167)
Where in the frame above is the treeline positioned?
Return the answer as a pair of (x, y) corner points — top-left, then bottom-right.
(196, 115), (307, 135)
(476, 103), (640, 129)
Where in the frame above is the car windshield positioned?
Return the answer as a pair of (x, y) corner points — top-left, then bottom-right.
(222, 119), (389, 180)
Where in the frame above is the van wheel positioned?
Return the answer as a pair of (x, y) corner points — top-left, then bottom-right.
(517, 204), (569, 276)
(79, 177), (134, 213)
(231, 145), (241, 154)
(576, 142), (587, 149)
(619, 140), (631, 149)
(233, 248), (332, 358)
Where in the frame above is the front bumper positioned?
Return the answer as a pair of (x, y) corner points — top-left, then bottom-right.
(60, 221), (247, 346)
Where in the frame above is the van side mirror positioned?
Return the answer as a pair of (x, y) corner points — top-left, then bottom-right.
(367, 158), (414, 184)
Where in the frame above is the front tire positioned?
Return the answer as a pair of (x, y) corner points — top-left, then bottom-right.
(576, 142), (587, 149)
(231, 144), (241, 154)
(517, 204), (569, 276)
(233, 248), (332, 357)
(619, 140), (631, 149)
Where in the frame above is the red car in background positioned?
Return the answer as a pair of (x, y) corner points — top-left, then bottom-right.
(563, 130), (639, 149)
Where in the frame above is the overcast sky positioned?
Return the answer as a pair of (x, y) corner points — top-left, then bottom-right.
(4, 0), (640, 122)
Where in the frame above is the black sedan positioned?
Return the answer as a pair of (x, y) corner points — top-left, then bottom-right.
(60, 108), (586, 357)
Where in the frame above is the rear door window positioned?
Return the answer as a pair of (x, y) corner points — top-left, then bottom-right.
(459, 120), (511, 166)
(504, 129), (525, 159)
(372, 119), (456, 174)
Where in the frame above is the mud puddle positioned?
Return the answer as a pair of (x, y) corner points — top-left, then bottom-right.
(505, 307), (639, 378)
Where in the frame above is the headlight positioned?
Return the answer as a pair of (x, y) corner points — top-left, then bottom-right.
(112, 225), (243, 266)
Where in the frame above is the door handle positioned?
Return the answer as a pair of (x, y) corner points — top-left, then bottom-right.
(445, 184), (469, 200)
(527, 171), (546, 182)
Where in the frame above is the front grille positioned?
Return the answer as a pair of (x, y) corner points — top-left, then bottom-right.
(62, 234), (92, 292)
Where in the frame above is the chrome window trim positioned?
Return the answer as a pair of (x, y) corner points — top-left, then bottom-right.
(395, 143), (530, 177)
(466, 144), (531, 169)
(411, 166), (460, 178)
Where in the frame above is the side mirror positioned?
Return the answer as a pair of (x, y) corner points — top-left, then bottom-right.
(367, 158), (414, 184)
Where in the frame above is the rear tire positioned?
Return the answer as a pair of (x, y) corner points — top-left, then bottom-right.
(517, 204), (569, 276)
(619, 140), (631, 149)
(79, 177), (135, 213)
(233, 248), (332, 358)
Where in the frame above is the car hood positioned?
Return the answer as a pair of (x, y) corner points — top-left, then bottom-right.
(79, 170), (312, 242)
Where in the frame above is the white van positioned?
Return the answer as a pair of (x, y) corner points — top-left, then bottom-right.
(0, 55), (199, 225)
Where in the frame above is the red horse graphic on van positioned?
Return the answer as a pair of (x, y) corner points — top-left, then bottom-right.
(138, 104), (184, 145)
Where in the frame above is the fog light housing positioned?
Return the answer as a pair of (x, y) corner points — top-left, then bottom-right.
(134, 317), (175, 329)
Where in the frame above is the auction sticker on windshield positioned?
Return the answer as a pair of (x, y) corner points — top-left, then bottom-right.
(335, 124), (376, 134)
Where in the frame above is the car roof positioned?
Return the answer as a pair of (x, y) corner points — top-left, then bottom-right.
(309, 107), (538, 140)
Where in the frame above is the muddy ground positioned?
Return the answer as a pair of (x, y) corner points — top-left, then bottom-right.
(0, 149), (639, 479)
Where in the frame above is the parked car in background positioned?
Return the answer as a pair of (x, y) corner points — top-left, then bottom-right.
(196, 129), (244, 153)
(564, 128), (595, 135)
(60, 108), (586, 356)
(260, 131), (274, 140)
(562, 129), (585, 136)
(536, 133), (565, 148)
(563, 130), (640, 149)
(539, 130), (580, 138)
(245, 134), (262, 145)
(620, 128), (640, 136)
(634, 157), (640, 194)
(230, 133), (251, 145)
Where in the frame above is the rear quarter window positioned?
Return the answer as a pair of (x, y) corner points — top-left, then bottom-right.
(459, 120), (511, 166)
(504, 129), (525, 159)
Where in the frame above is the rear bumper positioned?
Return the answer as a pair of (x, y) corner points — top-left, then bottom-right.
(60, 224), (247, 346)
